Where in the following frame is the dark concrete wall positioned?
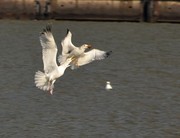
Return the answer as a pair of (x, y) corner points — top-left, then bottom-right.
(52, 0), (143, 21)
(0, 0), (180, 22)
(0, 0), (35, 19)
(150, 1), (180, 22)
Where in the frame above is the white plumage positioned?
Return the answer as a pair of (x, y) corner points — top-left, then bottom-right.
(58, 29), (112, 69)
(59, 29), (91, 66)
(34, 24), (112, 94)
(105, 81), (112, 90)
(34, 25), (72, 95)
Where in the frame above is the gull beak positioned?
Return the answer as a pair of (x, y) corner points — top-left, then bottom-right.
(87, 45), (92, 49)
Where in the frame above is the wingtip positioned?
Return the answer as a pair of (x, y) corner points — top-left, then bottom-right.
(46, 23), (52, 32)
(41, 23), (52, 33)
(41, 28), (47, 34)
(106, 51), (112, 57)
(66, 28), (71, 34)
(67, 28), (70, 33)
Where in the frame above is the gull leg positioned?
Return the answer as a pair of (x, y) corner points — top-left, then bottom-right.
(48, 80), (53, 95)
(49, 80), (55, 95)
(49, 88), (53, 95)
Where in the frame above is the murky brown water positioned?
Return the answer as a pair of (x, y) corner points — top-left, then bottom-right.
(0, 20), (179, 138)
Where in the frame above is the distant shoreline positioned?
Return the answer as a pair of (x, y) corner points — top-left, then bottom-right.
(0, 0), (180, 23)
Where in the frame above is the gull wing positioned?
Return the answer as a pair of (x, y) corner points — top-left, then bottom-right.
(77, 49), (112, 66)
(40, 25), (58, 73)
(61, 29), (76, 55)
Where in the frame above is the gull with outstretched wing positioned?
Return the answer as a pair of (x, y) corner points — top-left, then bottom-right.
(59, 29), (92, 66)
(34, 25), (72, 95)
(59, 29), (112, 69)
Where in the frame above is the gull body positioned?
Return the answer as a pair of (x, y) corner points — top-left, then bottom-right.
(34, 25), (72, 95)
(59, 29), (91, 65)
(59, 29), (112, 69)
(105, 81), (112, 90)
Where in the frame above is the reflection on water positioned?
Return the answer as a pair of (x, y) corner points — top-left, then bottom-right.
(0, 20), (179, 137)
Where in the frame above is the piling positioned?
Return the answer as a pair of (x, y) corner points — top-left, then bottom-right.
(149, 0), (180, 22)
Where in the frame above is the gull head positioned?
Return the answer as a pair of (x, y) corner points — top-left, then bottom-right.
(106, 81), (110, 84)
(106, 81), (112, 90)
(80, 44), (92, 50)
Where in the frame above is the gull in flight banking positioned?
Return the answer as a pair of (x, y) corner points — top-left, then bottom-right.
(34, 25), (72, 95)
(58, 29), (112, 69)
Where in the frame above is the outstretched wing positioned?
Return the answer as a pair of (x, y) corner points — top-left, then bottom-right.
(61, 29), (76, 55)
(40, 25), (58, 73)
(77, 49), (112, 66)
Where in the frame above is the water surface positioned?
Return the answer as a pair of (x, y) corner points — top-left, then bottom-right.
(0, 20), (179, 138)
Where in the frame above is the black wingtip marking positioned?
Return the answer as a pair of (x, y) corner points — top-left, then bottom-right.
(40, 24), (52, 35)
(66, 28), (70, 34)
(106, 51), (112, 57)
(41, 23), (52, 33)
(46, 24), (52, 32)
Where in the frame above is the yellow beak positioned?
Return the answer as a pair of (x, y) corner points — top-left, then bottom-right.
(87, 45), (92, 49)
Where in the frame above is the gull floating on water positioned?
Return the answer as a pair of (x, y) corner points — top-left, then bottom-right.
(34, 25), (73, 95)
(105, 81), (112, 90)
(58, 29), (112, 69)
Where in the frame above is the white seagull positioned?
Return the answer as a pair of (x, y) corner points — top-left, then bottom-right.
(58, 29), (91, 67)
(105, 81), (112, 90)
(58, 29), (112, 69)
(34, 25), (73, 95)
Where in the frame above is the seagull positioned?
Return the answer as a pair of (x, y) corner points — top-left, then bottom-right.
(58, 29), (112, 69)
(58, 29), (92, 66)
(34, 25), (73, 95)
(105, 81), (112, 90)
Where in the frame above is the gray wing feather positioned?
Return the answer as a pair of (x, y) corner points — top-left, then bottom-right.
(40, 25), (58, 73)
(61, 29), (76, 55)
(77, 49), (111, 66)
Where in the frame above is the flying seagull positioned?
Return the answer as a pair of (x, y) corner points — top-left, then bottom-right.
(34, 25), (73, 95)
(58, 29), (112, 69)
(58, 29), (91, 66)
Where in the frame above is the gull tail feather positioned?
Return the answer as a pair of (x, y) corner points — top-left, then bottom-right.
(34, 71), (50, 91)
